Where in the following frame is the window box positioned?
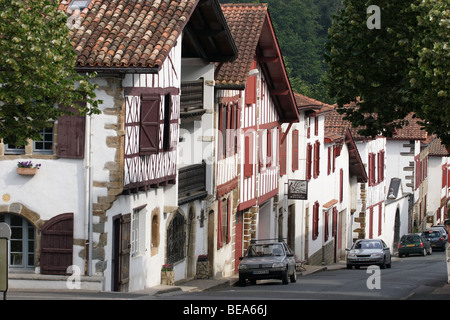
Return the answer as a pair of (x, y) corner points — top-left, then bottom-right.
(17, 167), (38, 176)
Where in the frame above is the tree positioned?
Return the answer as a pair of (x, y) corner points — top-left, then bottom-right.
(324, 0), (449, 147)
(0, 0), (101, 147)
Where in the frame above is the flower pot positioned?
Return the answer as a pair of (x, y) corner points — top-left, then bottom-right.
(161, 270), (175, 285)
(17, 167), (38, 176)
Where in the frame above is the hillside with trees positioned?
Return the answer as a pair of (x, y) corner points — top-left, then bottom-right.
(220, 0), (342, 104)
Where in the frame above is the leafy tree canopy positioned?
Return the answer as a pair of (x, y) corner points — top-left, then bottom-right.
(0, 0), (101, 147)
(324, 0), (449, 146)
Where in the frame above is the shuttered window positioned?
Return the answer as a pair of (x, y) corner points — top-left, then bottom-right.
(313, 140), (320, 178)
(140, 95), (160, 155)
(57, 112), (85, 159)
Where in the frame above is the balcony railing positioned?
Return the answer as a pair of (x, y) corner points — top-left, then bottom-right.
(178, 161), (207, 205)
(180, 79), (206, 123)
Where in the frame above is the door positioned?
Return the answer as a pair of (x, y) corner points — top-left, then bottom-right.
(40, 213), (73, 275)
(234, 211), (243, 273)
(112, 214), (131, 292)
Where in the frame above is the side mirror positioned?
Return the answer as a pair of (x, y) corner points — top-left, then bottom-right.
(239, 257), (243, 260)
(345, 248), (350, 251)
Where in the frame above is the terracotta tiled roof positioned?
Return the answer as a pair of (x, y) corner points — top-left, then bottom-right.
(295, 93), (334, 115)
(216, 3), (267, 86)
(59, 0), (197, 69)
(427, 137), (449, 157)
(325, 107), (428, 141)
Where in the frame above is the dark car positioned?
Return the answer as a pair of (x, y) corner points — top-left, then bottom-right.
(346, 239), (392, 269)
(422, 229), (446, 251)
(238, 240), (296, 286)
(398, 233), (432, 257)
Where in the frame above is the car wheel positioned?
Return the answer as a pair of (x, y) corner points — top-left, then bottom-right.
(428, 247), (432, 255)
(422, 248), (427, 256)
(290, 269), (297, 283)
(380, 259), (386, 269)
(238, 275), (246, 287)
(282, 269), (289, 285)
(386, 257), (391, 268)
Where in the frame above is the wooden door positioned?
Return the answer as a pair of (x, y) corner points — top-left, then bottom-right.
(40, 213), (73, 275)
(234, 212), (243, 273)
(112, 214), (131, 292)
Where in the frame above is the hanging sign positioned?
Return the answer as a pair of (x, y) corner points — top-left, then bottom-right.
(287, 179), (308, 200)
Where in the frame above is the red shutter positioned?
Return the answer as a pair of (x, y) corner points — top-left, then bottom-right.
(369, 207), (374, 239)
(57, 112), (85, 159)
(314, 117), (319, 136)
(226, 198), (232, 244)
(280, 131), (287, 176)
(312, 201), (319, 240)
(339, 169), (344, 203)
(292, 130), (299, 171)
(443, 165), (447, 188)
(332, 207), (338, 237)
(140, 95), (160, 155)
(40, 213), (73, 275)
(244, 133), (253, 178)
(313, 140), (320, 178)
(217, 200), (223, 250)
(327, 147), (331, 175)
(368, 153), (375, 185)
(266, 129), (272, 168)
(306, 143), (312, 181)
(324, 209), (329, 242)
(245, 60), (257, 105)
(378, 204), (382, 236)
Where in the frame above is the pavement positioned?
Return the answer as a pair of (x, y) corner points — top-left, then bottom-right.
(134, 260), (450, 299)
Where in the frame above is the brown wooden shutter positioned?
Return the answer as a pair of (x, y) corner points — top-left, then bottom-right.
(57, 113), (85, 159)
(140, 95), (160, 155)
(119, 213), (131, 292)
(312, 202), (319, 240)
(306, 143), (312, 180)
(40, 213), (73, 275)
(217, 201), (223, 250)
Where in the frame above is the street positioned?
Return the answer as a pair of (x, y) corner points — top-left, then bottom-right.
(165, 250), (449, 300)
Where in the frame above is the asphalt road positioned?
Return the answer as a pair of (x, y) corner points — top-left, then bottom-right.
(5, 250), (449, 301)
(165, 250), (449, 300)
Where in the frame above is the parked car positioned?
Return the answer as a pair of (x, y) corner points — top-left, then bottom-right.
(398, 233), (432, 257)
(432, 225), (448, 235)
(238, 240), (296, 286)
(346, 239), (391, 269)
(422, 229), (446, 251)
(430, 226), (448, 242)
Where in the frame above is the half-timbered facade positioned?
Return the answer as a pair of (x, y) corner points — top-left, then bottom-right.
(0, 0), (237, 292)
(211, 3), (299, 276)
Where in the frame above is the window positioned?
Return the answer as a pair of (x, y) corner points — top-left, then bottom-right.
(140, 95), (160, 155)
(151, 212), (160, 256)
(163, 94), (172, 151)
(368, 153), (376, 186)
(167, 212), (186, 264)
(69, 0), (91, 9)
(131, 208), (143, 256)
(34, 126), (54, 154)
(4, 143), (25, 155)
(0, 214), (35, 269)
(313, 140), (320, 178)
(377, 150), (385, 183)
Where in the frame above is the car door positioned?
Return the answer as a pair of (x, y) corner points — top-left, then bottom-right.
(283, 243), (295, 274)
(381, 240), (390, 262)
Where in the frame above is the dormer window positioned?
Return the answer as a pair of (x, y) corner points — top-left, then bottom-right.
(69, 0), (91, 10)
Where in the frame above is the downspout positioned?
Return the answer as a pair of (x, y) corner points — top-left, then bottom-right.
(84, 112), (93, 276)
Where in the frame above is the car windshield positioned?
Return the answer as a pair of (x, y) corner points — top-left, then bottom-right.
(353, 240), (381, 249)
(401, 235), (420, 244)
(422, 231), (440, 238)
(246, 243), (285, 257)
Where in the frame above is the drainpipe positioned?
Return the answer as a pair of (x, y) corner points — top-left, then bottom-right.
(84, 112), (93, 276)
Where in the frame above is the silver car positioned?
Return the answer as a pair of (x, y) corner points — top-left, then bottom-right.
(238, 240), (296, 286)
(346, 239), (392, 269)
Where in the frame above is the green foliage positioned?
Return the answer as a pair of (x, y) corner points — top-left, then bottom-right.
(220, 0), (342, 104)
(0, 0), (101, 146)
(324, 0), (449, 146)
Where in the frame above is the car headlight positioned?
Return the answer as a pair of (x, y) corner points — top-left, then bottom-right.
(371, 253), (383, 258)
(347, 252), (356, 258)
(272, 262), (285, 268)
(239, 264), (248, 270)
